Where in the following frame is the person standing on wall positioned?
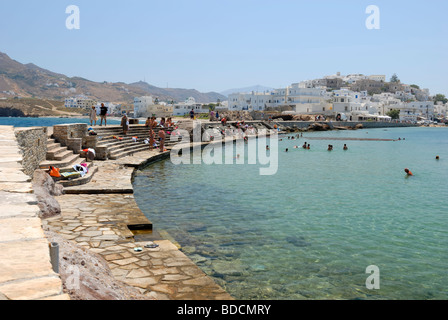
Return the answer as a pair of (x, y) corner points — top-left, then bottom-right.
(121, 113), (129, 135)
(89, 106), (98, 126)
(100, 103), (108, 126)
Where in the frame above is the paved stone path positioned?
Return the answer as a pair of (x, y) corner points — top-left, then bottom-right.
(44, 148), (233, 300)
(0, 126), (68, 300)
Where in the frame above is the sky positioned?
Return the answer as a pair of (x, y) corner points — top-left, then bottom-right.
(1, 0), (447, 95)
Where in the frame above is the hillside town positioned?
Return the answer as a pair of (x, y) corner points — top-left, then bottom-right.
(62, 73), (448, 124)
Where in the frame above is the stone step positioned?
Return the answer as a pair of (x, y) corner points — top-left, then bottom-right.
(46, 146), (68, 160)
(109, 146), (159, 160)
(39, 153), (84, 170)
(109, 144), (153, 157)
(46, 142), (61, 151)
(53, 149), (74, 161)
(57, 165), (99, 187)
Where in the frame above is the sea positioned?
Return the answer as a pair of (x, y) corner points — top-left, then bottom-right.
(133, 127), (448, 300)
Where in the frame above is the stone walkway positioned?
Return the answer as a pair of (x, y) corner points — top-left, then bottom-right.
(44, 149), (233, 300)
(0, 126), (68, 300)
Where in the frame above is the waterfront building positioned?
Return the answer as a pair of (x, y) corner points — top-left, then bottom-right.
(434, 102), (448, 119)
(227, 92), (273, 111)
(173, 97), (209, 116)
(65, 95), (97, 109)
(118, 105), (135, 117)
(286, 84), (332, 114)
(134, 96), (173, 118)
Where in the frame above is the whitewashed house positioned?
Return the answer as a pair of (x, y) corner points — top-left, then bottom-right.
(173, 97), (209, 116)
(134, 96), (173, 118)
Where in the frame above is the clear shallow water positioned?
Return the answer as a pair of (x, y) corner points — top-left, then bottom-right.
(133, 127), (448, 300)
(0, 117), (121, 127)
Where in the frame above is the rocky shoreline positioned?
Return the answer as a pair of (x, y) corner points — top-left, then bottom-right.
(39, 147), (233, 300)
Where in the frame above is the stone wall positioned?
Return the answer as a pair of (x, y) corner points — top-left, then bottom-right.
(14, 127), (48, 177)
(53, 124), (97, 154)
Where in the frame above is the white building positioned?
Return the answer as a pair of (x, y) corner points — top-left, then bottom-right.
(285, 84), (332, 114)
(331, 89), (368, 114)
(434, 102), (448, 119)
(65, 96), (97, 110)
(227, 92), (274, 111)
(133, 96), (173, 118)
(173, 97), (209, 116)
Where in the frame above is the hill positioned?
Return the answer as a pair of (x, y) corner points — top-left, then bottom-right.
(0, 97), (84, 117)
(0, 51), (225, 104)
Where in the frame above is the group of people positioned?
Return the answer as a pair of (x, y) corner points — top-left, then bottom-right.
(144, 116), (174, 129)
(281, 135), (349, 151)
(89, 103), (109, 126)
(209, 110), (220, 121)
(115, 115), (174, 153)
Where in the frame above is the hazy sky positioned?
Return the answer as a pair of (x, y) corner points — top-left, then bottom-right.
(1, 0), (447, 95)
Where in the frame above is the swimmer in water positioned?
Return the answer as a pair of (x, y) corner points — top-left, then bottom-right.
(436, 155), (440, 160)
(343, 144), (348, 150)
(266, 145), (270, 150)
(307, 144), (310, 150)
(285, 148), (288, 152)
(302, 142), (307, 149)
(404, 168), (413, 176)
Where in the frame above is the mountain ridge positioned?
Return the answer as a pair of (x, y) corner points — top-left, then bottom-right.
(0, 51), (226, 104)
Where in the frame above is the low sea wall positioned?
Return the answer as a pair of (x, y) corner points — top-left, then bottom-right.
(275, 121), (417, 129)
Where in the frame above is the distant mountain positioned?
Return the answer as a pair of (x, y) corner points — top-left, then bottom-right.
(128, 81), (226, 103)
(0, 51), (225, 103)
(220, 85), (275, 97)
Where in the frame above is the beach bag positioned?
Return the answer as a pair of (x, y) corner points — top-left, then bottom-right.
(49, 166), (61, 178)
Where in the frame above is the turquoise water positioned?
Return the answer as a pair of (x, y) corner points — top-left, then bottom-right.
(0, 117), (121, 127)
(133, 127), (448, 300)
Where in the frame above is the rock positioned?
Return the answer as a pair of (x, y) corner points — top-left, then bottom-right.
(31, 169), (64, 218)
(44, 230), (151, 300)
(355, 124), (364, 129)
(285, 235), (311, 247)
(308, 123), (329, 131)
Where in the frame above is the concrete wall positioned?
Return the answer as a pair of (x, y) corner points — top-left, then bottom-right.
(275, 121), (417, 129)
(14, 127), (48, 177)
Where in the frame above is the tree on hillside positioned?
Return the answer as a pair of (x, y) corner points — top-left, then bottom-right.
(433, 94), (448, 104)
(390, 73), (400, 83)
(410, 84), (420, 89)
(386, 109), (400, 120)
